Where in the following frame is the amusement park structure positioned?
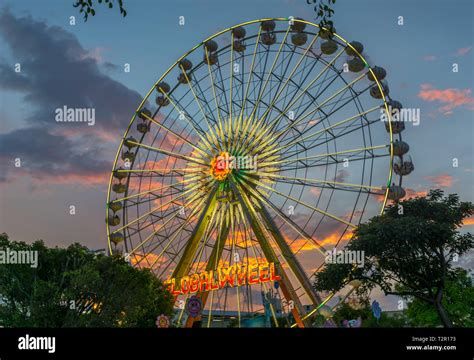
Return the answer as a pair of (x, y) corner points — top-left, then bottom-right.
(106, 18), (413, 327)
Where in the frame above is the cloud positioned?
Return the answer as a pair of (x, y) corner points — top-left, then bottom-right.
(418, 84), (474, 114)
(404, 188), (429, 199)
(455, 46), (472, 56)
(422, 55), (436, 62)
(424, 174), (454, 188)
(0, 8), (143, 186)
(463, 216), (474, 226)
(0, 127), (110, 184)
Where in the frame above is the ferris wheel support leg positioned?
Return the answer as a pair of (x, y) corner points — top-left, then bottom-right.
(184, 224), (230, 328)
(170, 188), (218, 282)
(258, 203), (338, 327)
(258, 203), (323, 306)
(230, 180), (310, 328)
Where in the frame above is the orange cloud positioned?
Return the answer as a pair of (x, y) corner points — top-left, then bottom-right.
(463, 216), (474, 226)
(424, 174), (454, 188)
(418, 84), (474, 114)
(404, 188), (429, 199)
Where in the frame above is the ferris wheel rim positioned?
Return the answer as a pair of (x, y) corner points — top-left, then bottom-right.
(105, 17), (396, 327)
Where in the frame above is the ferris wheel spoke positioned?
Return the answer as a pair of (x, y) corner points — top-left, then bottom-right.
(143, 193), (212, 270)
(270, 71), (368, 146)
(273, 119), (386, 164)
(116, 168), (203, 176)
(238, 174), (356, 228)
(139, 106), (213, 157)
(245, 26), (291, 133)
(160, 91), (217, 152)
(204, 47), (227, 146)
(158, 202), (218, 282)
(255, 33), (320, 129)
(238, 177), (329, 256)
(179, 65), (221, 149)
(111, 179), (211, 235)
(113, 176), (199, 203)
(261, 173), (383, 191)
(245, 56), (343, 154)
(271, 105), (380, 156)
(127, 191), (208, 258)
(127, 140), (209, 166)
(259, 144), (388, 168)
(262, 47), (347, 134)
(237, 27), (262, 132)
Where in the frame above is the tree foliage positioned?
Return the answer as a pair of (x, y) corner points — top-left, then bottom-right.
(314, 190), (474, 327)
(405, 268), (474, 327)
(0, 234), (173, 327)
(73, 0), (127, 21)
(307, 0), (336, 30)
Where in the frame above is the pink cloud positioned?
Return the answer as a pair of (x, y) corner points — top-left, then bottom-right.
(424, 174), (454, 188)
(418, 84), (474, 114)
(455, 46), (472, 56)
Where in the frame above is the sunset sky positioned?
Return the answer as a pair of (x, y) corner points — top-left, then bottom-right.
(0, 0), (473, 311)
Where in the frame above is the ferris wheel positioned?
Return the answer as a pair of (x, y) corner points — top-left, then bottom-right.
(106, 18), (413, 328)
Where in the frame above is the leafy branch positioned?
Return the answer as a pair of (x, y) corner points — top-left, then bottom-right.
(73, 0), (127, 21)
(307, 0), (336, 30)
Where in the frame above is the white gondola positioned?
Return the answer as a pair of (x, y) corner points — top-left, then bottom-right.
(232, 26), (246, 39)
(321, 40), (338, 55)
(124, 137), (137, 149)
(113, 167), (128, 180)
(109, 232), (124, 245)
(319, 26), (336, 39)
(348, 57), (365, 72)
(108, 200), (123, 213)
(233, 40), (246, 52)
(177, 72), (190, 84)
(204, 40), (218, 52)
(262, 32), (276, 46)
(387, 185), (406, 201)
(291, 32), (307, 46)
(156, 96), (170, 106)
(370, 81), (389, 99)
(346, 41), (364, 56)
(261, 20), (276, 31)
(179, 58), (193, 71)
(393, 156), (414, 176)
(107, 214), (120, 226)
(368, 66), (386, 81)
(392, 140), (409, 156)
(291, 18), (306, 32)
(156, 82), (170, 93)
(112, 183), (126, 194)
(204, 52), (218, 65)
(138, 108), (151, 120)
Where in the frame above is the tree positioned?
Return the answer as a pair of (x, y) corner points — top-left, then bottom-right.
(0, 234), (173, 327)
(314, 190), (474, 327)
(73, 0), (127, 21)
(331, 302), (407, 328)
(405, 268), (473, 327)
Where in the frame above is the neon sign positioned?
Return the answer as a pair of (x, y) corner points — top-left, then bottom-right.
(164, 262), (281, 296)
